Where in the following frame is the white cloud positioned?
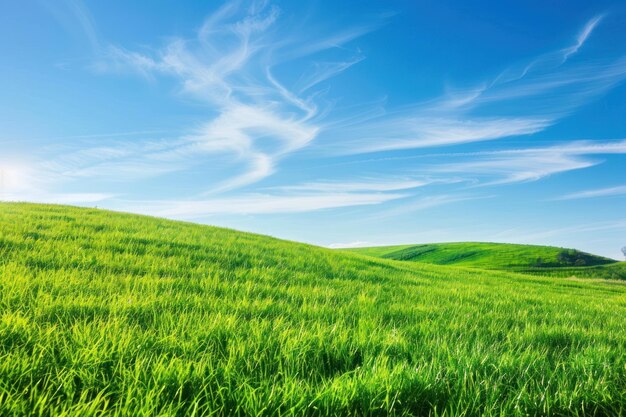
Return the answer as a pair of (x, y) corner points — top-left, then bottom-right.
(185, 103), (319, 191)
(369, 194), (491, 219)
(328, 241), (373, 249)
(19, 1), (384, 201)
(295, 56), (365, 94)
(111, 176), (466, 218)
(345, 117), (551, 153)
(88, 0), (383, 192)
(556, 184), (626, 200)
(275, 178), (432, 193)
(432, 140), (626, 185)
(491, 14), (604, 86)
(38, 140), (191, 182)
(18, 5), (626, 228)
(329, 15), (626, 154)
(283, 22), (387, 60)
(122, 191), (407, 219)
(42, 0), (100, 52)
(435, 152), (594, 185)
(563, 14), (604, 61)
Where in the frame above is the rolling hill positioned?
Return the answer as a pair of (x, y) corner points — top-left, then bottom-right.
(1, 203), (625, 416)
(345, 242), (626, 280)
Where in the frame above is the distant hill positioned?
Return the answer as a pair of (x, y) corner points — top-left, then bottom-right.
(345, 242), (624, 278)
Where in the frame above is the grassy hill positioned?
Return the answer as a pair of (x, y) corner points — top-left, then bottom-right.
(345, 242), (625, 279)
(1, 203), (625, 416)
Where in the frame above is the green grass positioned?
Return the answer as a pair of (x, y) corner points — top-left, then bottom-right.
(0, 202), (625, 416)
(519, 263), (626, 280)
(345, 242), (625, 279)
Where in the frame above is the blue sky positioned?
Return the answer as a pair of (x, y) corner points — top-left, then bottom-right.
(1, 1), (626, 258)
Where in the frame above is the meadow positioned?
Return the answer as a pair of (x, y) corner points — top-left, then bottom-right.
(0, 203), (625, 416)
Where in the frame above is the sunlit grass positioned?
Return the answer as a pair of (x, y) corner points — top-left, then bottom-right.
(0, 203), (625, 416)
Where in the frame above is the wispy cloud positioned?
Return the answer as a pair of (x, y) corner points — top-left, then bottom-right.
(92, 1), (383, 192)
(116, 177), (429, 218)
(328, 241), (373, 249)
(366, 193), (489, 221)
(294, 56), (365, 94)
(431, 140), (626, 185)
(17, 3), (626, 231)
(564, 14), (604, 60)
(328, 15), (626, 154)
(39, 140), (191, 181)
(274, 178), (434, 193)
(63, 0), (100, 50)
(283, 20), (388, 60)
(492, 14), (604, 86)
(122, 191), (407, 219)
(42, 0), (100, 51)
(341, 117), (551, 153)
(556, 184), (626, 200)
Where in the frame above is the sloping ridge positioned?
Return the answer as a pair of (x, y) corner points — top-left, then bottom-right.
(0, 202), (413, 284)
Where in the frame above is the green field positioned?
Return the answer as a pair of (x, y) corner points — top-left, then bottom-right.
(345, 242), (626, 280)
(1, 203), (625, 416)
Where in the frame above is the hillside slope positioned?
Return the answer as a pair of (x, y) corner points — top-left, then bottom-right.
(345, 242), (624, 278)
(1, 203), (625, 416)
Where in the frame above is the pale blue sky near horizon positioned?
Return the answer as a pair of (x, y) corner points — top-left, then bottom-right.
(1, 0), (625, 259)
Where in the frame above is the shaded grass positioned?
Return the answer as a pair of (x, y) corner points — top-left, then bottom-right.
(521, 263), (626, 280)
(0, 203), (625, 416)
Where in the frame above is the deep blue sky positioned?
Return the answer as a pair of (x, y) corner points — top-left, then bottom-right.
(1, 1), (626, 258)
